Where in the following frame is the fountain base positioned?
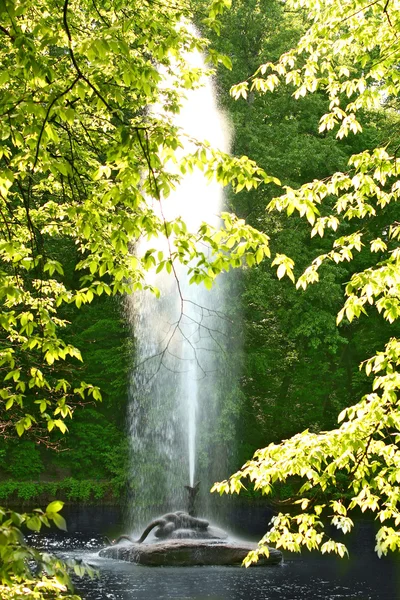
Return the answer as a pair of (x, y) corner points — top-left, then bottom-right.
(99, 538), (282, 566)
(99, 511), (282, 567)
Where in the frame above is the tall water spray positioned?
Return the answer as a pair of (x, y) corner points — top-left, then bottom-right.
(126, 39), (234, 527)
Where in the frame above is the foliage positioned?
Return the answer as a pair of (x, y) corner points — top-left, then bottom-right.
(0, 479), (116, 503)
(210, 0), (348, 452)
(207, 0), (395, 469)
(213, 0), (400, 562)
(0, 0), (275, 442)
(1, 440), (44, 479)
(53, 299), (131, 485)
(0, 293), (130, 488)
(0, 501), (94, 600)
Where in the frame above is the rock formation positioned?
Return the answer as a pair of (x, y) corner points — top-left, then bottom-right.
(100, 538), (282, 566)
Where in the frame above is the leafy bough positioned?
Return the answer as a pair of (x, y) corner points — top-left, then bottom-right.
(0, 501), (95, 600)
(213, 0), (400, 565)
(213, 339), (400, 560)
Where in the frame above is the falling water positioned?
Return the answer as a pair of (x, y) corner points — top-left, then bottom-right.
(126, 35), (233, 528)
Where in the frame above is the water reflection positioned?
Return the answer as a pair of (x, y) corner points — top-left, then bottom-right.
(29, 507), (400, 600)
(48, 542), (398, 600)
(68, 553), (393, 600)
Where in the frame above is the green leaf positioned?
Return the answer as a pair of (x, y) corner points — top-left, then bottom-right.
(52, 512), (67, 531)
(277, 264), (286, 279)
(16, 421), (25, 436)
(27, 516), (42, 532)
(46, 500), (64, 513)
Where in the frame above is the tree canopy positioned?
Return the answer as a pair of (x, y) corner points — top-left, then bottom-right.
(213, 0), (400, 562)
(208, 0), (392, 460)
(0, 0), (273, 444)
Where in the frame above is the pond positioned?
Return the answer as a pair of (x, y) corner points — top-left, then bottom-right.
(29, 506), (400, 600)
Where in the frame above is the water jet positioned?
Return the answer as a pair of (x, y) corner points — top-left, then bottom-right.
(126, 25), (234, 527)
(117, 28), (282, 567)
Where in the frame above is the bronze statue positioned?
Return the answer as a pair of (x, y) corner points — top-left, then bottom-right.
(109, 511), (209, 545)
(184, 481), (200, 516)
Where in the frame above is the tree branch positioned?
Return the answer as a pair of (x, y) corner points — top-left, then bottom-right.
(0, 24), (15, 41)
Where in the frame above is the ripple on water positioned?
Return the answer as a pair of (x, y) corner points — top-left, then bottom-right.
(66, 553), (382, 600)
(28, 533), (398, 600)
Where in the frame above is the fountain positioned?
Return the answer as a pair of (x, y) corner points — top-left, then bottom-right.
(100, 486), (282, 565)
(104, 28), (282, 567)
(125, 26), (235, 525)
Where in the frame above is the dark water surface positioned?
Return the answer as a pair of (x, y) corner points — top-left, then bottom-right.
(31, 506), (400, 600)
